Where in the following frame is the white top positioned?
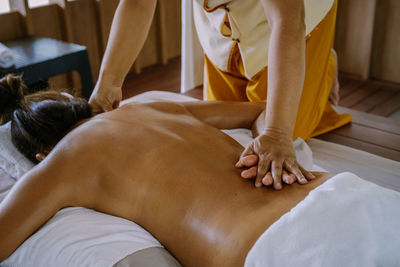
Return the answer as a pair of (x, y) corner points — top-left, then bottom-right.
(193, 0), (334, 79)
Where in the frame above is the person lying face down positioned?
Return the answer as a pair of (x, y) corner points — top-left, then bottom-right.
(0, 75), (92, 163)
(0, 75), (325, 266)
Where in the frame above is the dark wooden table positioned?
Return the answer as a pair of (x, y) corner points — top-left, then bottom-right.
(0, 37), (93, 99)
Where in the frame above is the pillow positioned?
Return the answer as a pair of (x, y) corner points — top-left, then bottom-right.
(0, 122), (34, 180)
(0, 166), (15, 203)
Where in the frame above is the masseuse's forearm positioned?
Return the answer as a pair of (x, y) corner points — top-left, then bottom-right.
(97, 0), (157, 88)
(182, 101), (265, 129)
(263, 6), (305, 135)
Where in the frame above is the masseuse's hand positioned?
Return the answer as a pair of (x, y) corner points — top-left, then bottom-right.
(235, 129), (315, 190)
(89, 84), (122, 114)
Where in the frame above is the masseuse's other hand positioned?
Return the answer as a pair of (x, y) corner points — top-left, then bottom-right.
(89, 84), (122, 114)
(235, 129), (315, 190)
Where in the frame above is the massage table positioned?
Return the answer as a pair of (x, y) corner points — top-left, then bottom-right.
(1, 91), (399, 266)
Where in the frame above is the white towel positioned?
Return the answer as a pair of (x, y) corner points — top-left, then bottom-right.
(0, 43), (15, 69)
(0, 122), (34, 180)
(245, 172), (400, 267)
(2, 207), (162, 267)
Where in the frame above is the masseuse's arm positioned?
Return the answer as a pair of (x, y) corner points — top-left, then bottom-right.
(0, 162), (70, 261)
(237, 0), (314, 190)
(182, 101), (265, 129)
(89, 0), (157, 114)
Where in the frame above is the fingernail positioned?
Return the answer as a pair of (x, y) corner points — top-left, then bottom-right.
(256, 182), (262, 187)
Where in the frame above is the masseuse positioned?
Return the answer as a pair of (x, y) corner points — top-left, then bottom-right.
(89, 0), (351, 189)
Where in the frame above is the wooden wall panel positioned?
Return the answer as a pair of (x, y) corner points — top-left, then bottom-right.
(370, 0), (400, 83)
(27, 4), (69, 89)
(164, 0), (181, 59)
(334, 0), (377, 79)
(0, 12), (27, 42)
(64, 0), (102, 86)
(139, 10), (161, 69)
(0, 0), (181, 87)
(96, 0), (119, 53)
(27, 4), (66, 40)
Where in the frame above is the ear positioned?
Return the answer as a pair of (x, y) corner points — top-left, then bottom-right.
(35, 152), (48, 162)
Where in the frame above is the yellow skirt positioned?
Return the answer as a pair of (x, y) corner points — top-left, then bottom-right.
(204, 0), (351, 140)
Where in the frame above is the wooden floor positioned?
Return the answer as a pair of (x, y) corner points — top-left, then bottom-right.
(338, 75), (400, 121)
(122, 56), (400, 161)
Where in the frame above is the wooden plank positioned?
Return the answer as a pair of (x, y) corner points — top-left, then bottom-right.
(64, 0), (102, 87)
(164, 0), (181, 59)
(183, 86), (203, 100)
(334, 0), (377, 79)
(137, 0), (181, 69)
(316, 132), (400, 161)
(27, 4), (66, 40)
(138, 12), (160, 69)
(371, 0), (400, 83)
(338, 79), (365, 99)
(338, 75), (350, 88)
(339, 83), (379, 107)
(122, 56), (181, 98)
(96, 0), (119, 53)
(328, 123), (400, 151)
(369, 92), (400, 117)
(27, 4), (70, 89)
(335, 106), (400, 135)
(156, 0), (168, 65)
(0, 12), (27, 42)
(351, 87), (397, 112)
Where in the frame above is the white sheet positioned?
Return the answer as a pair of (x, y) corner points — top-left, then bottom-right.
(2, 91), (399, 266)
(245, 172), (400, 267)
(2, 208), (161, 267)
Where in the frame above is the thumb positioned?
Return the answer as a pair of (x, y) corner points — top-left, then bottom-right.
(235, 143), (254, 168)
(112, 99), (121, 109)
(103, 102), (114, 112)
(89, 100), (105, 115)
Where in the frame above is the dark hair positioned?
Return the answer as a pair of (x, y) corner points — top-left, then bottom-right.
(0, 74), (92, 163)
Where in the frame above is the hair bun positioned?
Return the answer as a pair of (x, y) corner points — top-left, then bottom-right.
(0, 74), (28, 120)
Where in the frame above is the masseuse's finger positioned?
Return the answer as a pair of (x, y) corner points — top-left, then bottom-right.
(241, 166), (257, 179)
(89, 100), (105, 115)
(271, 161), (283, 190)
(282, 170), (296, 184)
(236, 155), (258, 168)
(262, 172), (273, 186)
(298, 164), (316, 180)
(284, 160), (308, 185)
(235, 144), (255, 168)
(256, 157), (271, 187)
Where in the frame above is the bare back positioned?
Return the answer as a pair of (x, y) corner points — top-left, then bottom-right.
(1, 102), (329, 266)
(56, 102), (329, 266)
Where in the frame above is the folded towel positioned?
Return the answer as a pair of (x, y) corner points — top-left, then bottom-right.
(245, 172), (400, 267)
(0, 43), (16, 69)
